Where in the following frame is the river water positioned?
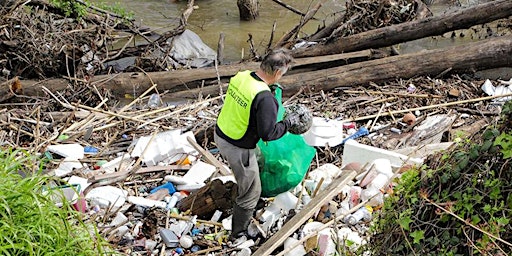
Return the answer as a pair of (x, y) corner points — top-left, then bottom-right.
(91, 0), (510, 78)
(93, 0), (345, 61)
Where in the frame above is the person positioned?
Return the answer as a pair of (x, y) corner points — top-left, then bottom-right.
(214, 48), (300, 242)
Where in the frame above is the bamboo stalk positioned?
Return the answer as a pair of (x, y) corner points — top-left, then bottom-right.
(136, 96), (221, 129)
(347, 92), (512, 122)
(343, 90), (443, 98)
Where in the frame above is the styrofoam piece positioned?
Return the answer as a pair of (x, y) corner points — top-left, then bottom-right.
(318, 228), (336, 256)
(337, 227), (366, 250)
(98, 153), (131, 174)
(393, 142), (454, 160)
(273, 191), (298, 213)
(65, 175), (91, 192)
(236, 239), (255, 249)
(131, 129), (182, 166)
(164, 175), (192, 185)
(112, 225), (130, 239)
(177, 131), (199, 154)
(302, 221), (324, 236)
(236, 248), (252, 256)
(86, 186), (127, 208)
(176, 183), (205, 192)
(182, 160), (216, 184)
(372, 158), (393, 178)
(342, 139), (423, 171)
(368, 173), (389, 190)
(47, 144), (84, 159)
(127, 196), (167, 208)
(54, 157), (83, 177)
(222, 215), (232, 231)
(361, 187), (384, 207)
(179, 235), (193, 248)
(302, 117), (345, 147)
(260, 203), (282, 232)
(406, 114), (456, 147)
(307, 164), (342, 190)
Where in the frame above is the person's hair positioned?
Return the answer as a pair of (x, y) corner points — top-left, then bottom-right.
(260, 48), (293, 76)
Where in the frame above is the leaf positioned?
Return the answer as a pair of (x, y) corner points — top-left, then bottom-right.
(471, 215), (481, 225)
(410, 230), (425, 244)
(398, 216), (412, 231)
(497, 217), (509, 226)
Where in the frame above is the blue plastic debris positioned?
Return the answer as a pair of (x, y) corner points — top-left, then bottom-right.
(150, 182), (176, 195)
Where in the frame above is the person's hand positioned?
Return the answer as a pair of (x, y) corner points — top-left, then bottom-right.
(283, 111), (301, 129)
(283, 104), (313, 134)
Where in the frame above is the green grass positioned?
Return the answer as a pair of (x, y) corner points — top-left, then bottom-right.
(0, 149), (109, 256)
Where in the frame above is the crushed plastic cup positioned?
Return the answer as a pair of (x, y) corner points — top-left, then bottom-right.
(148, 93), (161, 108)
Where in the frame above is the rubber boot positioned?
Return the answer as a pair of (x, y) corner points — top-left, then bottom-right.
(229, 203), (253, 242)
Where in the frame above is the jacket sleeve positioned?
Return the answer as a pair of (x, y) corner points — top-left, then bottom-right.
(253, 91), (289, 141)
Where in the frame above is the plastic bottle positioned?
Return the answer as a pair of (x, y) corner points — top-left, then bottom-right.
(148, 93), (161, 108)
(344, 206), (372, 225)
(167, 192), (183, 209)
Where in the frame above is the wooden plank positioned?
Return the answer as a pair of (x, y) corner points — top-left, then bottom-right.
(253, 170), (356, 256)
(186, 136), (232, 176)
(89, 164), (190, 182)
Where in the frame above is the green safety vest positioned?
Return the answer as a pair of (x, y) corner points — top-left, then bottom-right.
(217, 70), (270, 140)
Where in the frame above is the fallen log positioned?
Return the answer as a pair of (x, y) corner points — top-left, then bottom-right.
(292, 0), (512, 58)
(168, 35), (512, 99)
(20, 50), (381, 97)
(0, 77), (22, 103)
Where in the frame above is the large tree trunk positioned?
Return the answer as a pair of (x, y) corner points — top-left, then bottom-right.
(237, 0), (259, 21)
(21, 50), (378, 97)
(292, 0), (512, 58)
(169, 35), (512, 98)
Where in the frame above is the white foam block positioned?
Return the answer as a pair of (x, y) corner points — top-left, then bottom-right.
(342, 139), (423, 171)
(182, 160), (216, 184)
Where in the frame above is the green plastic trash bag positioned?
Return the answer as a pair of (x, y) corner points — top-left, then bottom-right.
(257, 85), (316, 197)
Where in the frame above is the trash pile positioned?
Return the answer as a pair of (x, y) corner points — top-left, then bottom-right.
(16, 73), (507, 255)
(9, 73), (501, 255)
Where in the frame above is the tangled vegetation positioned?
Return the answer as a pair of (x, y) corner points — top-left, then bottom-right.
(369, 101), (512, 255)
(0, 149), (109, 255)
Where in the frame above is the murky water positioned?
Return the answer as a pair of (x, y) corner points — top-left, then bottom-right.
(92, 0), (510, 78)
(91, 0), (345, 61)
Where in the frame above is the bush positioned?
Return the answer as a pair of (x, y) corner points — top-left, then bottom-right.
(0, 149), (108, 255)
(368, 101), (512, 255)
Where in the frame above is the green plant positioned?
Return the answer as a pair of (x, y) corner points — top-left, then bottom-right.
(94, 1), (135, 20)
(368, 101), (512, 255)
(0, 149), (109, 255)
(50, 0), (89, 18)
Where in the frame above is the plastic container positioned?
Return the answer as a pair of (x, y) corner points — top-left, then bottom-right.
(344, 206), (372, 225)
(160, 228), (179, 247)
(302, 117), (345, 147)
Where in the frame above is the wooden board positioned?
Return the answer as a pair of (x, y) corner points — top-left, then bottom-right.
(252, 170), (356, 256)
